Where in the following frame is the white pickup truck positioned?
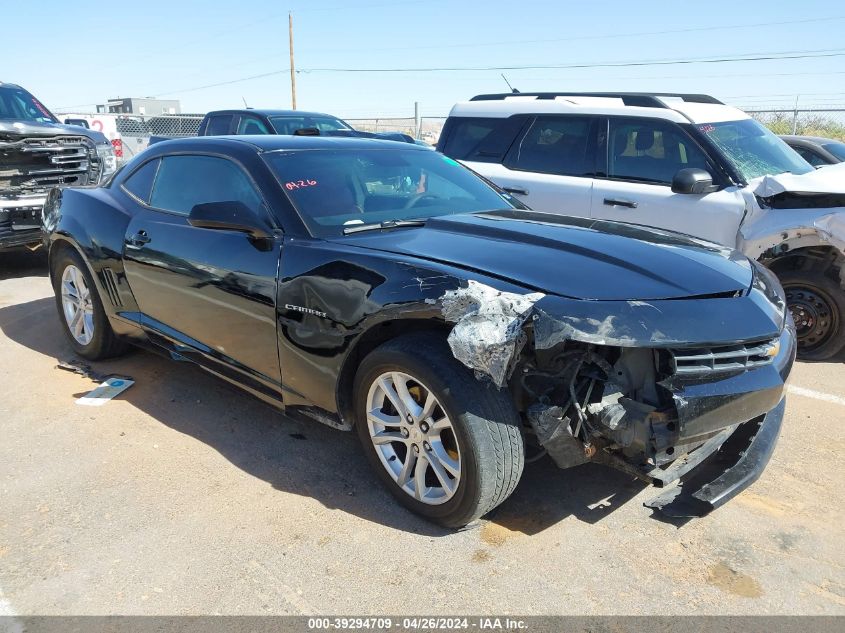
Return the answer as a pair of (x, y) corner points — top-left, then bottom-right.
(437, 92), (845, 359)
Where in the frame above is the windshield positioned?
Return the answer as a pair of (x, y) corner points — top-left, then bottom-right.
(698, 119), (812, 181)
(269, 115), (352, 135)
(0, 85), (57, 123)
(265, 149), (516, 237)
(823, 141), (845, 162)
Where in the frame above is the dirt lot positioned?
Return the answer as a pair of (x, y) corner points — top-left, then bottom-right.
(1, 249), (843, 616)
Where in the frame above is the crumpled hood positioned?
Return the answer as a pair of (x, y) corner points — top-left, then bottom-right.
(0, 120), (107, 144)
(340, 210), (753, 301)
(752, 162), (845, 197)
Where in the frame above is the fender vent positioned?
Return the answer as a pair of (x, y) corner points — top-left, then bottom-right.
(669, 339), (778, 376)
(100, 268), (122, 307)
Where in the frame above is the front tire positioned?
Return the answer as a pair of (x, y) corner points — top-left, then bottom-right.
(353, 333), (524, 528)
(778, 269), (845, 361)
(52, 248), (127, 360)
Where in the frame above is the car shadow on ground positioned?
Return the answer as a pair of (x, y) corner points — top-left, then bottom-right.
(0, 297), (681, 537)
(0, 249), (48, 281)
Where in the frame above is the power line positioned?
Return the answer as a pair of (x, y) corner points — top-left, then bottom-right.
(100, 0), (438, 73)
(298, 48), (845, 73)
(103, 47), (845, 101)
(300, 14), (845, 54)
(290, 0), (432, 13)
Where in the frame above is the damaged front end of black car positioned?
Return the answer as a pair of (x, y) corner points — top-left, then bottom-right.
(434, 220), (795, 518)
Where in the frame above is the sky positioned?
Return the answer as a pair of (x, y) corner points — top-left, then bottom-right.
(4, 0), (844, 119)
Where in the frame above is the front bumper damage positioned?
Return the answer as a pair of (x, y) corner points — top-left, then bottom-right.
(593, 325), (792, 518)
(644, 397), (785, 517)
(439, 278), (796, 519)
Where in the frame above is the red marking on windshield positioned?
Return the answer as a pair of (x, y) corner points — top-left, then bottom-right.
(32, 99), (53, 119)
(285, 179), (318, 191)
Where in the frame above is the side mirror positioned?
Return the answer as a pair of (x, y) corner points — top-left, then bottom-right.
(64, 118), (90, 129)
(671, 168), (719, 195)
(188, 201), (272, 239)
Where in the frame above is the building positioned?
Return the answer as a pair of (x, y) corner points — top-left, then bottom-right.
(96, 97), (181, 115)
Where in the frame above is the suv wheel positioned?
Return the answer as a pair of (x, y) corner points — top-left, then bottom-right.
(779, 269), (845, 360)
(353, 333), (524, 527)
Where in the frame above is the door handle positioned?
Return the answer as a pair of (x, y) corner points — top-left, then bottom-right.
(126, 230), (151, 248)
(503, 186), (529, 196)
(603, 198), (638, 209)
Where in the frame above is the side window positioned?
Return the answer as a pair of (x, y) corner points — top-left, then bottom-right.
(608, 118), (711, 185)
(441, 118), (504, 160)
(794, 147), (826, 167)
(150, 155), (263, 217)
(121, 158), (160, 204)
(504, 116), (595, 176)
(236, 116), (270, 135)
(204, 114), (233, 136)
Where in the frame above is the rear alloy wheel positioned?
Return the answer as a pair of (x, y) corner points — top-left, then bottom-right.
(60, 264), (95, 346)
(52, 248), (128, 360)
(354, 333), (524, 528)
(779, 269), (845, 361)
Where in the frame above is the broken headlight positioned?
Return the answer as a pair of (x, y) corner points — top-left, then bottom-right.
(750, 259), (787, 319)
(96, 143), (118, 181)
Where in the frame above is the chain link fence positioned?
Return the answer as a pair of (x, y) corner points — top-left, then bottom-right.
(65, 109), (845, 163)
(344, 117), (446, 144)
(744, 108), (845, 139)
(57, 113), (447, 164)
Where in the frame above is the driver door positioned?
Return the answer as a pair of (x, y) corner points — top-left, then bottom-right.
(120, 153), (283, 398)
(590, 117), (745, 248)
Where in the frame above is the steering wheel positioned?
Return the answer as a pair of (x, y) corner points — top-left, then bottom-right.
(403, 193), (439, 209)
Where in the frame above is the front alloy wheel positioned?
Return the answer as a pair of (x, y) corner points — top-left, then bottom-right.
(354, 333), (525, 528)
(366, 371), (461, 505)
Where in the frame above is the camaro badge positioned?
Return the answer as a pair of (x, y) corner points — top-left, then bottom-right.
(285, 304), (328, 318)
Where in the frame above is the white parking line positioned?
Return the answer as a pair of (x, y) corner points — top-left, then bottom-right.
(787, 384), (845, 407)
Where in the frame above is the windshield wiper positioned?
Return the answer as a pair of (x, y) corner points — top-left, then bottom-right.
(343, 219), (427, 235)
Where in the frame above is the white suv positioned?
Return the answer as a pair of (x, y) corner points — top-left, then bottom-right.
(438, 92), (845, 360)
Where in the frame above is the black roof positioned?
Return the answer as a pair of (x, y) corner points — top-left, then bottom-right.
(470, 92), (724, 107)
(153, 134), (426, 152)
(206, 108), (343, 119)
(781, 135), (842, 144)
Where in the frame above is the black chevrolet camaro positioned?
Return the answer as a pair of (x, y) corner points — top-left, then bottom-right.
(42, 135), (795, 527)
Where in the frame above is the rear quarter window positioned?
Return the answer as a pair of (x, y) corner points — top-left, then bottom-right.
(440, 116), (525, 162)
(121, 158), (160, 204)
(204, 114), (233, 135)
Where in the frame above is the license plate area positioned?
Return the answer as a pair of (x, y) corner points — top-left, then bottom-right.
(9, 208), (41, 231)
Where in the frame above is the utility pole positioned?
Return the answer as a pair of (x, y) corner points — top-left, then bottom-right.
(289, 12), (297, 110)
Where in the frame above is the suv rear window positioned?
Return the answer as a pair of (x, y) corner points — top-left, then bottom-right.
(204, 114), (232, 136)
(440, 117), (525, 162)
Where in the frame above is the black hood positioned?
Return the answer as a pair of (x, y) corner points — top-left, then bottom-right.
(0, 120), (107, 144)
(338, 210), (753, 301)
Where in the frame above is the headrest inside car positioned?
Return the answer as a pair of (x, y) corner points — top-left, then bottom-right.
(635, 129), (655, 151)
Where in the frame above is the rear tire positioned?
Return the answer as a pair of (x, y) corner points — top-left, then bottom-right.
(353, 333), (524, 528)
(51, 248), (128, 360)
(777, 268), (845, 361)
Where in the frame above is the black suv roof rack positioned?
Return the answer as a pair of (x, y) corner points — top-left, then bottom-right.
(469, 92), (724, 107)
